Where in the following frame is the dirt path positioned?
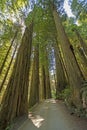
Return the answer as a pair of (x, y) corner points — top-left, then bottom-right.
(18, 99), (87, 130)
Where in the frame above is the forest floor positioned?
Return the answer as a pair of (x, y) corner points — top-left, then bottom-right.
(13, 99), (87, 130)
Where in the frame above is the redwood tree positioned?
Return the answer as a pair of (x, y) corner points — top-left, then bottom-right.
(40, 65), (46, 100)
(0, 23), (33, 130)
(54, 42), (67, 97)
(51, 4), (84, 108)
(44, 48), (51, 99)
(0, 43), (18, 93)
(0, 30), (18, 75)
(29, 44), (39, 107)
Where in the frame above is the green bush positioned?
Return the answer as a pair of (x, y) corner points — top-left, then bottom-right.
(5, 124), (13, 130)
(56, 87), (71, 100)
(51, 90), (56, 99)
(61, 88), (71, 100)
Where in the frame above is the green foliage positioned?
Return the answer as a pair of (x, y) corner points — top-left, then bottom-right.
(61, 88), (71, 100)
(5, 124), (13, 130)
(71, 0), (87, 19)
(51, 90), (56, 99)
(0, 0), (29, 11)
(56, 87), (71, 100)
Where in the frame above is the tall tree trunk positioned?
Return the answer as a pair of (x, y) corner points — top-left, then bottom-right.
(73, 29), (87, 57)
(0, 30), (18, 75)
(77, 47), (87, 79)
(0, 43), (18, 93)
(0, 23), (33, 130)
(45, 67), (51, 99)
(40, 65), (46, 100)
(70, 44), (85, 80)
(29, 44), (39, 107)
(78, 47), (87, 65)
(51, 5), (84, 108)
(44, 49), (51, 99)
(59, 48), (69, 83)
(53, 42), (67, 97)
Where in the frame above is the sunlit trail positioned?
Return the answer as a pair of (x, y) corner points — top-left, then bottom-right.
(29, 113), (44, 128)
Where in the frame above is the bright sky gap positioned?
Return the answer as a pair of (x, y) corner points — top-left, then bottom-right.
(64, 0), (75, 17)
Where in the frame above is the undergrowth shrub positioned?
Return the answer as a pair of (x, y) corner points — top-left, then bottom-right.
(56, 86), (71, 101)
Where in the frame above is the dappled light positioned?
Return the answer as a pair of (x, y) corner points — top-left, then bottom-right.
(45, 100), (50, 103)
(45, 99), (56, 104)
(50, 99), (56, 104)
(29, 112), (44, 128)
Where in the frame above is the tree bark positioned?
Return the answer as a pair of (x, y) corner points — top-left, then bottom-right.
(73, 29), (87, 57)
(44, 49), (51, 99)
(78, 47), (87, 65)
(29, 44), (39, 107)
(77, 47), (87, 79)
(0, 43), (18, 93)
(0, 23), (33, 130)
(53, 42), (67, 97)
(41, 65), (46, 99)
(0, 30), (18, 75)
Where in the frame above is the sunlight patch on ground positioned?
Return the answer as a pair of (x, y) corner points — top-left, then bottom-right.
(45, 100), (50, 103)
(45, 99), (56, 104)
(50, 99), (56, 104)
(29, 113), (44, 128)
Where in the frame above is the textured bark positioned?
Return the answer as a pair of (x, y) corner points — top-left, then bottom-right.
(78, 47), (87, 65)
(0, 43), (18, 93)
(41, 65), (46, 99)
(44, 49), (51, 99)
(59, 48), (69, 83)
(54, 42), (67, 97)
(70, 45), (85, 80)
(29, 44), (39, 107)
(0, 30), (18, 75)
(74, 29), (87, 57)
(77, 47), (87, 79)
(0, 23), (33, 130)
(51, 5), (84, 107)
